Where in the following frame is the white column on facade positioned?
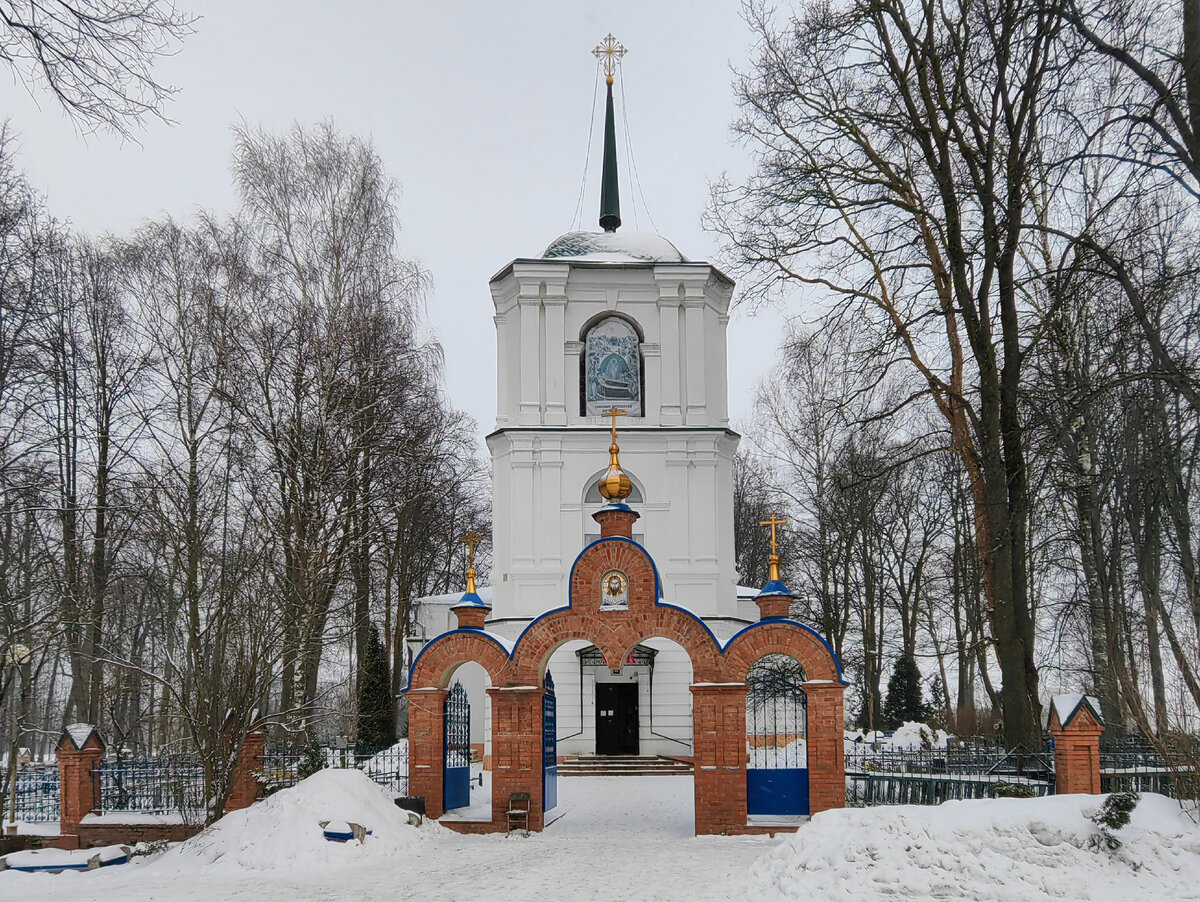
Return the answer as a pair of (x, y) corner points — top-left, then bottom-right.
(494, 313), (510, 427)
(657, 295), (682, 425)
(684, 299), (706, 426)
(544, 297), (567, 425)
(518, 297), (541, 424)
(564, 340), (583, 424)
(714, 314), (731, 425)
(642, 342), (662, 426)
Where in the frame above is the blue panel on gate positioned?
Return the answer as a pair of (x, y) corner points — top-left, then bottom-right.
(746, 768), (809, 816)
(543, 670), (558, 812)
(443, 681), (471, 811)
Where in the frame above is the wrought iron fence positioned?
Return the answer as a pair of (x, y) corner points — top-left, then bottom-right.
(257, 744), (409, 796)
(95, 755), (207, 817)
(0, 762), (60, 823)
(845, 739), (1055, 807)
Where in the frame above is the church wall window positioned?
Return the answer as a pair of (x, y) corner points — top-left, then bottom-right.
(581, 315), (643, 417)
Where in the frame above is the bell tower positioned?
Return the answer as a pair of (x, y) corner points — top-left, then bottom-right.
(486, 36), (740, 622)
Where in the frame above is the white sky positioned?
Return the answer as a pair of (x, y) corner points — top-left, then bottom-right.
(3, 0), (795, 445)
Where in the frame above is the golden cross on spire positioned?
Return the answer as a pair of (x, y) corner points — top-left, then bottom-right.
(460, 531), (483, 593)
(759, 516), (788, 582)
(592, 33), (627, 83)
(603, 405), (627, 445)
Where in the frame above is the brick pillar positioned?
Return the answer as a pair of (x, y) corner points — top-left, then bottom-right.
(224, 731), (267, 813)
(489, 687), (544, 831)
(805, 682), (846, 814)
(408, 688), (449, 818)
(691, 683), (747, 835)
(1050, 706), (1104, 794)
(58, 727), (105, 847)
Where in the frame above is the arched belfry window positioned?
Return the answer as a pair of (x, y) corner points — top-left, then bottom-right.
(582, 315), (643, 417)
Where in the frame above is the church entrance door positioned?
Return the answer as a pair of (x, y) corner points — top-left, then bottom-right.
(595, 683), (639, 755)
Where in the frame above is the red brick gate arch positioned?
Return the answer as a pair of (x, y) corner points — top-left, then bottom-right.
(405, 515), (846, 834)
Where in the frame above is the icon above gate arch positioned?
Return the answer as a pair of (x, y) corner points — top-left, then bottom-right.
(600, 569), (629, 610)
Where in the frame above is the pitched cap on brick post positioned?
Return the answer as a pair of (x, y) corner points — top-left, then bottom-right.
(59, 722), (105, 753)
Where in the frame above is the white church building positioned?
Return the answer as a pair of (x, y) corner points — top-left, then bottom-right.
(408, 41), (764, 762)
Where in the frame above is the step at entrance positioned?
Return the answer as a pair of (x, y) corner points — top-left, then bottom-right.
(557, 755), (694, 777)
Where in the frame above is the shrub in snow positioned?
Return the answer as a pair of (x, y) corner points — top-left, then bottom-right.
(1092, 791), (1140, 850)
(992, 781), (1035, 799)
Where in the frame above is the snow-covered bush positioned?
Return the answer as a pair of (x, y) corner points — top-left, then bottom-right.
(1092, 791), (1140, 850)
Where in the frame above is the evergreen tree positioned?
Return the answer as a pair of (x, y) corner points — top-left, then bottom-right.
(882, 655), (929, 730)
(355, 624), (396, 755)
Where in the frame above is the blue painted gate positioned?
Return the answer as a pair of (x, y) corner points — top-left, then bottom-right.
(746, 655), (809, 816)
(443, 681), (471, 810)
(543, 671), (557, 812)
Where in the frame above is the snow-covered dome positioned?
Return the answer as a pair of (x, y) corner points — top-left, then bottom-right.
(542, 231), (687, 263)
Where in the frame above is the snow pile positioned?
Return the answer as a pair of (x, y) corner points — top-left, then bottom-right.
(846, 722), (950, 749)
(170, 768), (425, 872)
(747, 793), (1200, 901)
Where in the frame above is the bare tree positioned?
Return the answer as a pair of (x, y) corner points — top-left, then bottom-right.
(0, 1), (194, 136)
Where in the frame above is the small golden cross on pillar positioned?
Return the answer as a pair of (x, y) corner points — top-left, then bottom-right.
(758, 516), (788, 557)
(460, 530), (483, 593)
(759, 516), (788, 582)
(603, 406), (627, 445)
(592, 33), (627, 82)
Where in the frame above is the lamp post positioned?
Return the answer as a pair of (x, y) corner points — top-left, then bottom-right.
(4, 643), (31, 836)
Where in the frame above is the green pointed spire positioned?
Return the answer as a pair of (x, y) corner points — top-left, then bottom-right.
(592, 34), (627, 233)
(599, 78), (621, 233)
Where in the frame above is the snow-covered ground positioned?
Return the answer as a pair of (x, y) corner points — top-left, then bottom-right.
(5, 771), (1198, 901)
(1, 771), (773, 901)
(748, 793), (1200, 902)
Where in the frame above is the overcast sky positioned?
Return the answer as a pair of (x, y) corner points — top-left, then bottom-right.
(4, 0), (797, 446)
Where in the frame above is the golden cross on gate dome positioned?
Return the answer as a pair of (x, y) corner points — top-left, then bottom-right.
(592, 33), (627, 82)
(459, 531), (482, 570)
(603, 406), (627, 445)
(759, 515), (788, 557)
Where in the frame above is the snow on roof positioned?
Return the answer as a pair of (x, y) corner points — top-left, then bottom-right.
(64, 723), (98, 750)
(1046, 693), (1102, 729)
(541, 231), (687, 263)
(418, 585), (495, 607)
(480, 631), (515, 654)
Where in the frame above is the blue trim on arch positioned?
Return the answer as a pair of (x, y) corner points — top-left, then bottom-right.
(724, 618), (847, 683)
(402, 628), (514, 693)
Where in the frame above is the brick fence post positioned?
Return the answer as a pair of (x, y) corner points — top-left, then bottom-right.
(407, 687), (449, 818)
(805, 681), (847, 814)
(224, 731), (267, 813)
(1048, 694), (1104, 794)
(57, 725), (105, 849)
(691, 683), (748, 835)
(488, 686), (544, 832)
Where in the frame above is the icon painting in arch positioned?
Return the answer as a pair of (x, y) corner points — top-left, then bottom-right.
(600, 569), (629, 609)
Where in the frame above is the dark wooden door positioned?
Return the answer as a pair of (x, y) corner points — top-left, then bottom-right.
(595, 683), (639, 755)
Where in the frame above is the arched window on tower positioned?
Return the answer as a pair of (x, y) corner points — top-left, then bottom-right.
(581, 315), (643, 417)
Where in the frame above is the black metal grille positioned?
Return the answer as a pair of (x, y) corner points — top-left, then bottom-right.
(746, 654), (808, 769)
(576, 644), (657, 668)
(1, 762), (59, 823)
(444, 682), (471, 770)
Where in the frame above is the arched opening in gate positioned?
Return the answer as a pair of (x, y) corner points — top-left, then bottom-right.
(746, 653), (809, 820)
(441, 660), (492, 821)
(541, 635), (696, 837)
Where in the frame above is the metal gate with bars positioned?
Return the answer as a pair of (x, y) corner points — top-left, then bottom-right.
(543, 670), (557, 812)
(443, 681), (471, 811)
(746, 654), (809, 817)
